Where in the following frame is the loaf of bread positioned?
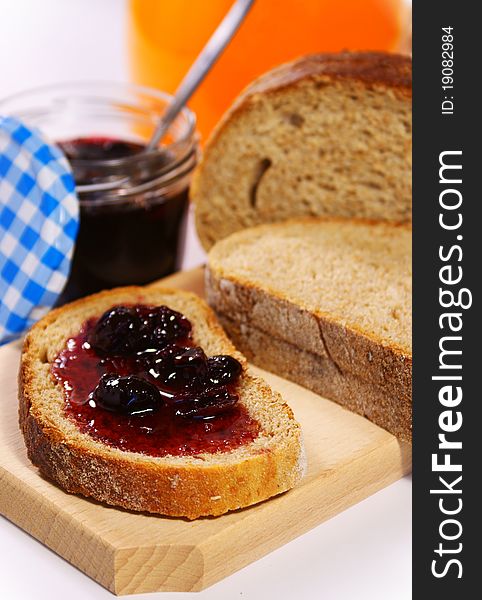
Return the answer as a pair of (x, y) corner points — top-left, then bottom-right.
(192, 51), (412, 250)
(206, 218), (412, 441)
(19, 287), (305, 519)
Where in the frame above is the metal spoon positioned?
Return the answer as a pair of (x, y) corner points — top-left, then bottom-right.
(146, 0), (255, 151)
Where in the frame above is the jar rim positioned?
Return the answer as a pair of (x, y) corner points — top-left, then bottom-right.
(78, 146), (199, 207)
(0, 79), (197, 156)
(0, 81), (199, 202)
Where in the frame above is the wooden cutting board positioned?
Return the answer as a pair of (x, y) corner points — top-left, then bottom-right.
(0, 267), (411, 595)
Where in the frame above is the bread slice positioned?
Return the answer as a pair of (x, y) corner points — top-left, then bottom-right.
(192, 51), (412, 250)
(206, 218), (412, 441)
(19, 287), (305, 519)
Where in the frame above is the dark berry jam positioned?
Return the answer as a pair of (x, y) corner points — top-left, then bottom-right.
(59, 137), (145, 164)
(56, 137), (189, 304)
(51, 304), (260, 457)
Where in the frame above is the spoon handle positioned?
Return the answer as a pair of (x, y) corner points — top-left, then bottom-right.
(146, 0), (255, 151)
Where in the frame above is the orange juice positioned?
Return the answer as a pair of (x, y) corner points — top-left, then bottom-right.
(129, 0), (406, 140)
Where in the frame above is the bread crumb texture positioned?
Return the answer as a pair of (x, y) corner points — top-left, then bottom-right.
(207, 219), (412, 441)
(192, 51), (412, 250)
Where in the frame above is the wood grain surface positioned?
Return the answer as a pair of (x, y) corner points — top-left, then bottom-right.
(0, 267), (411, 595)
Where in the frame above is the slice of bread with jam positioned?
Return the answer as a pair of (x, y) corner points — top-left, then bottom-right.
(19, 287), (305, 519)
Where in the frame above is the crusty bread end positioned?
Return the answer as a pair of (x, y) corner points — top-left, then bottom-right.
(192, 51), (412, 250)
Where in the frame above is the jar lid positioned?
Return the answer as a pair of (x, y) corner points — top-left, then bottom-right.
(0, 116), (79, 345)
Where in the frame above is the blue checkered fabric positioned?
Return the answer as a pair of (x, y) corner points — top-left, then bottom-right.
(0, 116), (79, 345)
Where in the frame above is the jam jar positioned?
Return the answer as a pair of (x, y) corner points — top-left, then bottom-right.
(0, 82), (199, 303)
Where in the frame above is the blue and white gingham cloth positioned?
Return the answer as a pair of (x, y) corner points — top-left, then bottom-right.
(0, 116), (79, 345)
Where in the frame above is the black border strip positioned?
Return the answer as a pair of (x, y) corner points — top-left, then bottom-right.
(413, 2), (479, 596)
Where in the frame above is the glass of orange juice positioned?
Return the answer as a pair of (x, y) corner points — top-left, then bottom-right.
(129, 0), (407, 140)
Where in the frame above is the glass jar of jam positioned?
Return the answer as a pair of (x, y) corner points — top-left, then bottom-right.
(0, 82), (199, 303)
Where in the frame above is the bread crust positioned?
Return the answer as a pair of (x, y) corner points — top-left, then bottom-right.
(205, 218), (412, 441)
(205, 267), (412, 400)
(215, 313), (411, 442)
(228, 51), (411, 108)
(205, 51), (412, 152)
(19, 287), (305, 519)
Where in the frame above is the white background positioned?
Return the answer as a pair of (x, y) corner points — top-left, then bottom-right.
(0, 1), (411, 598)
